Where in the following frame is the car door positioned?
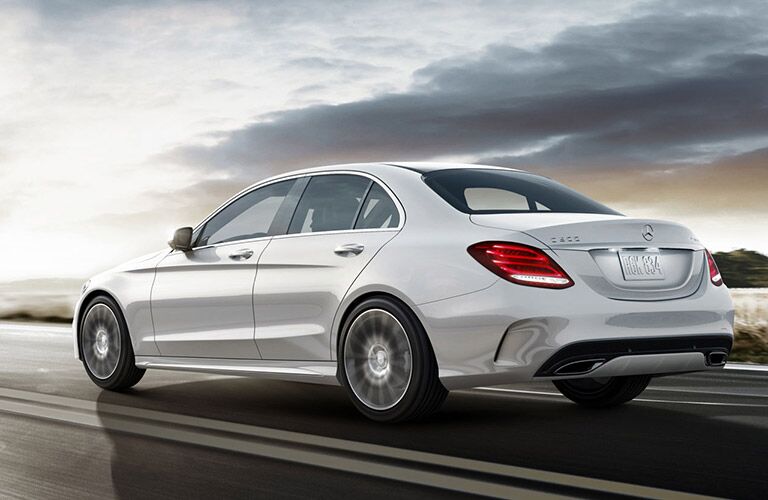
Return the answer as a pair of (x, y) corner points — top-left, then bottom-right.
(253, 173), (403, 360)
(151, 178), (302, 358)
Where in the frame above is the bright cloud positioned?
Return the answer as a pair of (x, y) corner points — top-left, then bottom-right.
(0, 0), (766, 282)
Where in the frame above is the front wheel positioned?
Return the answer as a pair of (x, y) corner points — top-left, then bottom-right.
(338, 297), (447, 422)
(553, 375), (651, 408)
(79, 296), (145, 391)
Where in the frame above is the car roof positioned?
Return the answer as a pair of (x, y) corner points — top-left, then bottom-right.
(276, 161), (530, 176)
(383, 162), (529, 174)
(244, 161), (534, 192)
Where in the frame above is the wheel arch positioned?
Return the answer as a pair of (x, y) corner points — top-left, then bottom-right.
(332, 289), (434, 361)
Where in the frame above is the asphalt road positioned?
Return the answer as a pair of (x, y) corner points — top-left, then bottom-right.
(1, 322), (767, 499)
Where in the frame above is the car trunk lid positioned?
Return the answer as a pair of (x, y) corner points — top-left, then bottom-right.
(470, 213), (706, 300)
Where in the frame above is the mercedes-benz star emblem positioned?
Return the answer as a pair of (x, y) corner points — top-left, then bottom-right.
(642, 224), (654, 241)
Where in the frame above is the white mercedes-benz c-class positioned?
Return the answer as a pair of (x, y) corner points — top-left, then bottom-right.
(74, 162), (734, 421)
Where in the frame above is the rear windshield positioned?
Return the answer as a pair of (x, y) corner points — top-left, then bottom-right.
(423, 169), (620, 215)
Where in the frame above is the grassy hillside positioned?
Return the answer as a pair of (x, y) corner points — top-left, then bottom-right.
(713, 249), (768, 288)
(730, 289), (768, 364)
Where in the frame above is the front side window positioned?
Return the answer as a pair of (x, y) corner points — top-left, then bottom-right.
(423, 169), (620, 215)
(288, 174), (371, 234)
(197, 179), (295, 246)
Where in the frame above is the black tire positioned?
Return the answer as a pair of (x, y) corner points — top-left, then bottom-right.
(338, 297), (447, 422)
(79, 295), (145, 391)
(553, 375), (650, 408)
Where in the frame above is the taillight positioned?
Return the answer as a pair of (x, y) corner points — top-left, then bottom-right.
(468, 242), (574, 289)
(705, 249), (723, 286)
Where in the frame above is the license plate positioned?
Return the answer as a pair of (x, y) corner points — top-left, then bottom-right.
(618, 250), (665, 281)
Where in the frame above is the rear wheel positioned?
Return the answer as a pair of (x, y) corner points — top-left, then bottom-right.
(339, 297), (447, 422)
(80, 296), (145, 391)
(553, 375), (650, 408)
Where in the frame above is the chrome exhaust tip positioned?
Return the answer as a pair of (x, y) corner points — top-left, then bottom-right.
(553, 358), (605, 376)
(707, 351), (727, 366)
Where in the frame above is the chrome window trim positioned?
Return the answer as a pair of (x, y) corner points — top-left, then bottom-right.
(187, 170), (405, 251)
(271, 226), (400, 242)
(184, 234), (274, 253)
(177, 227), (401, 255)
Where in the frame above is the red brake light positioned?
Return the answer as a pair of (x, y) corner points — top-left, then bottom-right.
(705, 249), (723, 286)
(468, 242), (574, 289)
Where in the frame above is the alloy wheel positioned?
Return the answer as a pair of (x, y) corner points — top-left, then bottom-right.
(82, 303), (122, 380)
(343, 308), (413, 411)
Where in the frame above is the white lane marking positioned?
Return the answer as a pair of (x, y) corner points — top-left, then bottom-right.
(0, 323), (71, 335)
(646, 387), (768, 399)
(476, 387), (562, 397)
(725, 363), (768, 373)
(0, 387), (709, 500)
(473, 387), (768, 408)
(634, 398), (768, 408)
(0, 398), (552, 500)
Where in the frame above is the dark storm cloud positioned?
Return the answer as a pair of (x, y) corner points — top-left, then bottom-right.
(170, 11), (768, 176)
(414, 13), (764, 94)
(479, 56), (768, 167)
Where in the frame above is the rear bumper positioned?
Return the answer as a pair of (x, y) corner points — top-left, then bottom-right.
(533, 335), (731, 378)
(416, 278), (734, 390)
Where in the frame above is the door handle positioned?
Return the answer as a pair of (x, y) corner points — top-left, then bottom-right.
(334, 243), (365, 256)
(228, 248), (254, 260)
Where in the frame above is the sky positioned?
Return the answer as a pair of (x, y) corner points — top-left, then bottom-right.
(1, 0), (767, 282)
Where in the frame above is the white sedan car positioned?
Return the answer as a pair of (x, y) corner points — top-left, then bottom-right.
(74, 163), (734, 422)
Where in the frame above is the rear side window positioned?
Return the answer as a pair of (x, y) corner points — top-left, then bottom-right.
(355, 183), (400, 229)
(288, 174), (371, 233)
(423, 169), (620, 215)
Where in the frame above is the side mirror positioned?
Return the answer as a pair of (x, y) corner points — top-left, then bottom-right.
(168, 227), (193, 251)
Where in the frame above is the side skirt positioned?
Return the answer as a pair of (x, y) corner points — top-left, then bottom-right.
(134, 356), (339, 385)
